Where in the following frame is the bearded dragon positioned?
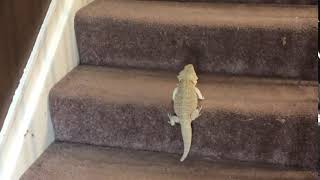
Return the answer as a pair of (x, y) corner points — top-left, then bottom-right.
(168, 64), (204, 162)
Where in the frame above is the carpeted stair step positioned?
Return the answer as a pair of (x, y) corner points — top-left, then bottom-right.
(153, 0), (317, 5)
(75, 0), (317, 80)
(49, 65), (317, 169)
(21, 142), (317, 180)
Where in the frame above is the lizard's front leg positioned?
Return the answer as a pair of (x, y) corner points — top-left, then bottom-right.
(168, 113), (180, 126)
(195, 87), (205, 100)
(172, 87), (178, 100)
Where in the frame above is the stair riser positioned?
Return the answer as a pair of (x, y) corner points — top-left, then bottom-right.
(76, 18), (317, 80)
(21, 143), (318, 180)
(50, 95), (317, 169)
(152, 0), (317, 4)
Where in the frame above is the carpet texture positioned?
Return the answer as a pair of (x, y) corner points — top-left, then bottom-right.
(75, 0), (317, 80)
(20, 142), (317, 180)
(49, 66), (318, 169)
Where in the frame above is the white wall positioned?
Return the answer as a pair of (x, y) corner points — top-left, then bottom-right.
(0, 0), (94, 179)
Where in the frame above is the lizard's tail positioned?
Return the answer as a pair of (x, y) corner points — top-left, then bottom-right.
(180, 121), (192, 162)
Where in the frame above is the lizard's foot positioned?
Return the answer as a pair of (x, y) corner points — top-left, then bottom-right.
(191, 106), (202, 121)
(168, 113), (180, 126)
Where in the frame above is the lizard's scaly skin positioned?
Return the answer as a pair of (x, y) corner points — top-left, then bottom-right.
(169, 64), (204, 162)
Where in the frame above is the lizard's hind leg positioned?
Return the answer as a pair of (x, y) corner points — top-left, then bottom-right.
(191, 106), (202, 121)
(168, 113), (180, 126)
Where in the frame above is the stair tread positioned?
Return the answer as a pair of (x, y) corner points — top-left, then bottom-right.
(75, 0), (317, 80)
(50, 65), (317, 168)
(77, 0), (316, 30)
(21, 142), (316, 180)
(52, 65), (316, 117)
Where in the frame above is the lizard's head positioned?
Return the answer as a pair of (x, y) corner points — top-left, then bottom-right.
(177, 64), (198, 83)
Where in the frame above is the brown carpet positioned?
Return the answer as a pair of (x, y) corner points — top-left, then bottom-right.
(75, 0), (317, 80)
(50, 65), (318, 169)
(21, 142), (317, 180)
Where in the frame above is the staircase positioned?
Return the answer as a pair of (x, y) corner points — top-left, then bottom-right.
(21, 0), (317, 179)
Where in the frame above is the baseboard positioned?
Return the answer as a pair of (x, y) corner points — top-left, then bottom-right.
(0, 0), (94, 179)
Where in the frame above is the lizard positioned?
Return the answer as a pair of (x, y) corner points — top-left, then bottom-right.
(168, 64), (204, 162)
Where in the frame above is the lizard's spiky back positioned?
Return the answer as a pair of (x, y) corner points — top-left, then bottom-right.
(174, 80), (198, 120)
